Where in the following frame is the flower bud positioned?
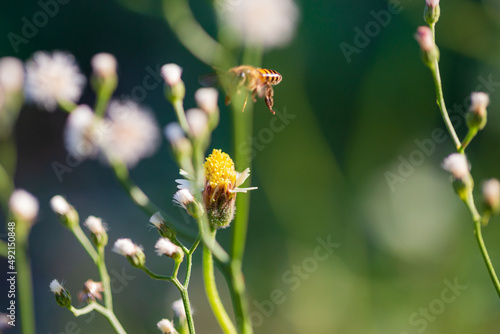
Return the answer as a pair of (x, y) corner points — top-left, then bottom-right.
(161, 64), (185, 101)
(113, 238), (146, 269)
(195, 88), (219, 130)
(466, 92), (489, 131)
(442, 153), (472, 200)
(157, 319), (178, 334)
(50, 195), (80, 229)
(415, 26), (439, 66)
(9, 189), (39, 224)
(91, 53), (117, 79)
(424, 0), (440, 26)
(186, 108), (208, 139)
(482, 178), (500, 214)
(84, 216), (108, 247)
(164, 122), (193, 173)
(149, 212), (177, 240)
(173, 189), (204, 218)
(77, 279), (104, 303)
(155, 237), (184, 262)
(50, 279), (72, 308)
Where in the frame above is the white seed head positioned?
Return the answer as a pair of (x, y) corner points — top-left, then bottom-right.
(50, 195), (71, 215)
(0, 57), (24, 93)
(186, 108), (208, 138)
(149, 211), (166, 229)
(172, 189), (195, 209)
(101, 100), (160, 168)
(442, 153), (470, 179)
(91, 53), (117, 78)
(49, 279), (65, 294)
(157, 319), (177, 334)
(195, 88), (219, 114)
(84, 216), (107, 235)
(25, 51), (86, 111)
(64, 105), (100, 159)
(9, 189), (39, 222)
(483, 178), (500, 210)
(470, 92), (490, 116)
(161, 64), (183, 86)
(155, 238), (183, 258)
(171, 299), (186, 320)
(415, 26), (434, 53)
(113, 238), (141, 256)
(222, 0), (299, 49)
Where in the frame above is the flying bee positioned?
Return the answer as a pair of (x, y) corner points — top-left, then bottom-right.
(202, 65), (282, 115)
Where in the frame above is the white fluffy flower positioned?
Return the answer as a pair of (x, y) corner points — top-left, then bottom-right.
(415, 26), (434, 53)
(185, 108), (208, 138)
(470, 92), (489, 115)
(442, 153), (470, 179)
(161, 64), (183, 86)
(113, 238), (141, 256)
(171, 299), (186, 320)
(84, 216), (107, 235)
(173, 189), (195, 209)
(50, 195), (71, 215)
(483, 178), (500, 210)
(155, 237), (183, 259)
(195, 88), (219, 114)
(101, 100), (160, 168)
(91, 53), (117, 78)
(9, 189), (39, 222)
(64, 105), (100, 159)
(149, 211), (166, 229)
(157, 319), (177, 334)
(49, 279), (65, 294)
(0, 57), (24, 93)
(223, 0), (299, 49)
(25, 51), (86, 111)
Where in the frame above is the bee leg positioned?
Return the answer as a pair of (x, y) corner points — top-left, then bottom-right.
(264, 85), (275, 115)
(251, 89), (258, 102)
(241, 92), (249, 112)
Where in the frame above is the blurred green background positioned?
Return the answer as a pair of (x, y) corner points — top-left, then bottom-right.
(1, 0), (500, 333)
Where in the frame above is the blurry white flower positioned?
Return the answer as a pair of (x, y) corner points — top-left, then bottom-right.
(91, 53), (117, 79)
(25, 51), (86, 111)
(101, 100), (160, 168)
(50, 195), (71, 215)
(173, 189), (195, 209)
(161, 64), (183, 86)
(426, 0), (440, 8)
(415, 26), (434, 53)
(84, 216), (107, 235)
(195, 88), (219, 114)
(49, 279), (65, 294)
(442, 153), (469, 179)
(0, 57), (24, 93)
(157, 319), (178, 334)
(64, 105), (101, 159)
(185, 108), (208, 138)
(112, 238), (141, 256)
(149, 211), (166, 229)
(223, 0), (299, 49)
(155, 237), (183, 261)
(482, 178), (500, 212)
(470, 92), (489, 116)
(171, 299), (186, 320)
(9, 189), (39, 222)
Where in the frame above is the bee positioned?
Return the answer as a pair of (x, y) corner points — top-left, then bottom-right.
(203, 65), (282, 115)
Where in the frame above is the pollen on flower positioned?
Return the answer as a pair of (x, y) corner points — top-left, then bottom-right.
(204, 149), (236, 191)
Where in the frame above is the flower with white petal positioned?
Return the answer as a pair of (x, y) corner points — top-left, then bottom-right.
(482, 178), (500, 212)
(161, 64), (182, 86)
(222, 0), (299, 49)
(113, 238), (145, 268)
(49, 279), (71, 307)
(470, 92), (489, 116)
(100, 100), (160, 168)
(195, 88), (219, 114)
(91, 53), (117, 79)
(185, 108), (208, 138)
(415, 26), (434, 53)
(157, 319), (178, 334)
(442, 153), (470, 180)
(84, 216), (107, 235)
(0, 57), (24, 93)
(49, 279), (65, 294)
(25, 51), (86, 111)
(173, 189), (195, 209)
(155, 237), (184, 261)
(9, 189), (39, 223)
(50, 195), (71, 215)
(426, 0), (440, 8)
(171, 298), (186, 320)
(64, 105), (101, 159)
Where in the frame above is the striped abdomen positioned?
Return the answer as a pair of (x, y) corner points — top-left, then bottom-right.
(257, 68), (282, 85)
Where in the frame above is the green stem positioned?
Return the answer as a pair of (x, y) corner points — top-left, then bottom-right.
(97, 245), (113, 309)
(94, 78), (117, 118)
(142, 266), (172, 281)
(458, 128), (478, 154)
(203, 229), (237, 334)
(71, 302), (126, 334)
(58, 99), (78, 113)
(16, 226), (35, 334)
(71, 225), (99, 264)
(171, 278), (196, 334)
(184, 235), (201, 287)
(173, 99), (190, 134)
(110, 160), (196, 240)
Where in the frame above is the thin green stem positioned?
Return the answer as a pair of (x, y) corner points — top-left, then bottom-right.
(16, 227), (35, 334)
(94, 78), (117, 118)
(71, 225), (99, 264)
(142, 266), (172, 281)
(173, 99), (190, 134)
(97, 245), (113, 309)
(458, 128), (478, 154)
(171, 278), (196, 334)
(203, 229), (237, 334)
(71, 302), (126, 334)
(184, 235), (201, 288)
(58, 99), (78, 113)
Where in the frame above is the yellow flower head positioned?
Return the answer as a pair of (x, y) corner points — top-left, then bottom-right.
(204, 149), (236, 192)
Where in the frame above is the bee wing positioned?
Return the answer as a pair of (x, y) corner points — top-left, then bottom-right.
(198, 72), (221, 87)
